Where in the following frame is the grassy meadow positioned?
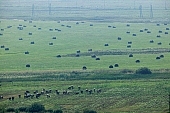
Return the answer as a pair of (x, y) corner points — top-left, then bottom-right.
(0, 0), (170, 113)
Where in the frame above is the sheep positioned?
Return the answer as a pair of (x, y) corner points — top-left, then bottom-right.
(49, 42), (53, 45)
(76, 54), (80, 57)
(90, 24), (93, 26)
(52, 37), (56, 39)
(147, 31), (151, 33)
(19, 38), (23, 40)
(1, 29), (4, 31)
(97, 89), (101, 93)
(33, 25), (36, 27)
(76, 22), (79, 24)
(0, 95), (3, 99)
(113, 26), (116, 28)
(18, 95), (21, 98)
(80, 90), (83, 94)
(144, 28), (148, 31)
(0, 33), (3, 36)
(9, 97), (12, 100)
(46, 94), (50, 98)
(36, 93), (41, 98)
(108, 25), (112, 28)
(11, 97), (14, 101)
(38, 28), (41, 30)
(55, 90), (60, 95)
(156, 23), (160, 26)
(126, 24), (130, 27)
(157, 35), (161, 38)
(132, 34), (136, 36)
(164, 23), (167, 25)
(78, 86), (81, 90)
(28, 32), (32, 35)
(49, 28), (53, 31)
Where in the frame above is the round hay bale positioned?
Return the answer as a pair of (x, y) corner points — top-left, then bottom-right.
(156, 56), (160, 59)
(76, 54), (80, 57)
(140, 30), (143, 32)
(132, 34), (136, 36)
(117, 37), (121, 40)
(90, 24), (93, 26)
(28, 32), (32, 35)
(113, 26), (116, 28)
(76, 50), (80, 53)
(56, 55), (61, 58)
(128, 41), (132, 44)
(157, 35), (161, 38)
(0, 33), (3, 36)
(104, 43), (109, 46)
(166, 28), (169, 30)
(150, 40), (154, 43)
(82, 66), (87, 70)
(129, 54), (133, 57)
(135, 60), (140, 63)
(126, 31), (130, 34)
(49, 42), (53, 45)
(5, 48), (9, 51)
(159, 30), (162, 33)
(25, 51), (29, 54)
(114, 63), (119, 67)
(1, 29), (4, 31)
(96, 58), (100, 60)
(33, 25), (36, 27)
(127, 45), (131, 48)
(156, 23), (160, 26)
(164, 23), (167, 25)
(1, 45), (5, 48)
(157, 42), (162, 45)
(38, 28), (41, 30)
(144, 28), (148, 31)
(108, 25), (112, 28)
(126, 24), (130, 27)
(19, 38), (23, 40)
(160, 55), (164, 58)
(165, 32), (168, 34)
(52, 37), (56, 39)
(91, 54), (96, 58)
(109, 65), (113, 68)
(26, 64), (30, 67)
(76, 22), (79, 24)
(147, 31), (151, 33)
(88, 49), (92, 52)
(49, 29), (53, 31)
(30, 41), (34, 44)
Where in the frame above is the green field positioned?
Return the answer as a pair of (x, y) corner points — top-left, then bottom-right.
(0, 0), (170, 113)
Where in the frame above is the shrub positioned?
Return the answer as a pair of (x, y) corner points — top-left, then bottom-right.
(53, 110), (63, 113)
(27, 102), (45, 112)
(136, 67), (152, 74)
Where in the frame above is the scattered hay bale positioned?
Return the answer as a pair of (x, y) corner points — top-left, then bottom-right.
(5, 48), (9, 51)
(164, 23), (167, 25)
(30, 41), (34, 44)
(126, 24), (130, 27)
(76, 54), (80, 57)
(23, 25), (26, 27)
(88, 49), (92, 52)
(29, 21), (32, 23)
(66, 25), (71, 28)
(96, 58), (100, 60)
(91, 54), (96, 58)
(77, 50), (80, 53)
(81, 21), (85, 23)
(135, 60), (140, 63)
(56, 55), (61, 58)
(52, 37), (56, 39)
(114, 63), (119, 67)
(18, 27), (23, 30)
(129, 54), (133, 57)
(49, 42), (53, 45)
(29, 32), (32, 35)
(147, 31), (151, 33)
(82, 66), (87, 70)
(156, 56), (160, 60)
(55, 28), (58, 31)
(1, 45), (5, 48)
(140, 30), (143, 32)
(127, 45), (131, 48)
(157, 42), (162, 45)
(157, 35), (161, 38)
(160, 55), (164, 58)
(38, 28), (41, 30)
(1, 29), (4, 31)
(126, 31), (130, 34)
(33, 25), (36, 27)
(113, 26), (116, 28)
(109, 65), (113, 68)
(26, 64), (30, 67)
(150, 40), (154, 43)
(58, 29), (61, 32)
(117, 37), (121, 40)
(49, 29), (53, 31)
(76, 22), (79, 24)
(108, 25), (112, 28)
(132, 34), (136, 36)
(0, 33), (3, 36)
(19, 38), (23, 40)
(90, 24), (93, 26)
(144, 28), (148, 31)
(25, 51), (29, 54)
(165, 32), (168, 34)
(128, 41), (132, 44)
(104, 43), (109, 46)
(159, 30), (162, 33)
(166, 28), (169, 30)
(156, 23), (160, 26)
(61, 24), (65, 26)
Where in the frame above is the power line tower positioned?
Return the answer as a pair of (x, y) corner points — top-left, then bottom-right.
(150, 5), (153, 18)
(32, 4), (34, 16)
(139, 5), (143, 18)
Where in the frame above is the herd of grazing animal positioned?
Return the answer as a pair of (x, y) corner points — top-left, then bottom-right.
(0, 85), (102, 101)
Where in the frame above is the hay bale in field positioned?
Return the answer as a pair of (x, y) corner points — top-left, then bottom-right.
(132, 34), (136, 36)
(33, 25), (36, 27)
(135, 60), (140, 63)
(160, 55), (164, 58)
(156, 23), (160, 26)
(159, 30), (162, 33)
(129, 54), (133, 57)
(156, 56), (160, 60)
(88, 49), (92, 52)
(90, 24), (93, 26)
(76, 54), (80, 57)
(147, 31), (151, 33)
(140, 30), (143, 32)
(104, 43), (109, 46)
(61, 24), (65, 26)
(166, 28), (169, 30)
(1, 29), (4, 31)
(56, 55), (61, 58)
(127, 45), (131, 48)
(91, 54), (96, 58)
(0, 33), (3, 36)
(128, 41), (132, 44)
(157, 35), (161, 38)
(108, 25), (112, 28)
(96, 57), (100, 60)
(126, 24), (130, 27)
(29, 32), (32, 35)
(82, 66), (87, 70)
(55, 28), (58, 31)
(126, 31), (130, 34)
(49, 28), (53, 31)
(144, 28), (148, 31)
(5, 48), (9, 51)
(29, 21), (32, 23)
(25, 51), (29, 54)
(114, 63), (119, 67)
(58, 29), (61, 32)
(26, 64), (30, 67)
(157, 42), (162, 45)
(52, 37), (56, 39)
(76, 22), (79, 24)
(23, 25), (26, 27)
(19, 38), (23, 40)
(38, 28), (41, 30)
(165, 32), (168, 34)
(118, 37), (121, 40)
(164, 23), (167, 25)
(77, 50), (80, 53)
(113, 26), (116, 28)
(109, 65), (113, 68)
(49, 42), (53, 45)
(66, 25), (71, 28)
(1, 45), (5, 48)
(30, 41), (34, 44)
(150, 40), (154, 43)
